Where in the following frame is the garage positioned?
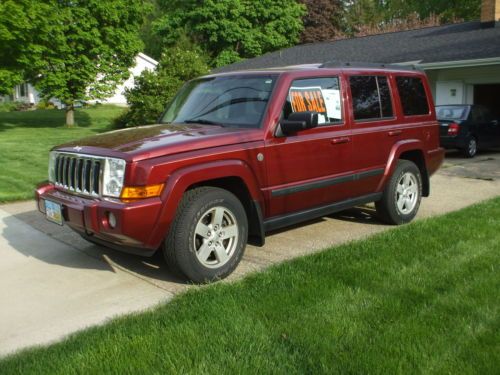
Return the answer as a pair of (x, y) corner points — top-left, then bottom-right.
(474, 84), (500, 117)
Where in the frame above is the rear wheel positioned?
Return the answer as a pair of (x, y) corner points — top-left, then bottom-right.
(164, 187), (248, 283)
(462, 136), (477, 158)
(376, 160), (422, 225)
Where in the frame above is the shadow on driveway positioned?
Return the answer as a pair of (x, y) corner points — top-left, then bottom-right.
(2, 209), (187, 286)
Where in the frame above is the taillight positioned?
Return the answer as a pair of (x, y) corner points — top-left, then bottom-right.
(448, 123), (460, 136)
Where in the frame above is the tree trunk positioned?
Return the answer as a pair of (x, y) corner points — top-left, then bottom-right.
(65, 104), (75, 127)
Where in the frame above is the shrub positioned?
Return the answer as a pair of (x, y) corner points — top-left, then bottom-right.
(115, 46), (209, 128)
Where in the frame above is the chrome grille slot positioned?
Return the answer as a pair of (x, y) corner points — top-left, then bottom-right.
(54, 152), (104, 197)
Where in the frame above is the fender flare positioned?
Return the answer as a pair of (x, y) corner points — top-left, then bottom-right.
(147, 159), (263, 248)
(377, 139), (428, 194)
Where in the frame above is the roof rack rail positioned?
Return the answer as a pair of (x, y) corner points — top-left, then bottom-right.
(319, 61), (420, 71)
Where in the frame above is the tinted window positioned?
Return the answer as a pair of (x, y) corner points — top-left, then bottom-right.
(396, 76), (429, 116)
(436, 105), (469, 120)
(350, 76), (393, 121)
(283, 77), (343, 125)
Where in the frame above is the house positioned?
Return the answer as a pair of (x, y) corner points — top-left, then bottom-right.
(1, 52), (158, 107)
(216, 0), (500, 117)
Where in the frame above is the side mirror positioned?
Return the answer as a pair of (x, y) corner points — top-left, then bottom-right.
(279, 111), (319, 135)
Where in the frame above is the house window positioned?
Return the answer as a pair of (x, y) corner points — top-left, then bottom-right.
(19, 83), (28, 98)
(349, 76), (393, 121)
(396, 77), (430, 116)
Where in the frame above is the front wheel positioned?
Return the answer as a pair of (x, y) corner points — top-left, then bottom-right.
(164, 187), (248, 283)
(376, 160), (422, 225)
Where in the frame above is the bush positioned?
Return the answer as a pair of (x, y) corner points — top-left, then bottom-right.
(36, 100), (56, 110)
(115, 46), (209, 128)
(0, 101), (31, 112)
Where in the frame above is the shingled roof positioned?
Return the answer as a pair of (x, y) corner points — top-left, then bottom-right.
(215, 21), (500, 73)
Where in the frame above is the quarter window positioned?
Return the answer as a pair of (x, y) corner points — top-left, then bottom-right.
(349, 76), (393, 121)
(396, 76), (430, 116)
(283, 77), (343, 125)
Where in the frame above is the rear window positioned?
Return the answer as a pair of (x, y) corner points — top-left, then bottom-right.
(396, 76), (430, 116)
(436, 106), (469, 120)
(349, 76), (393, 121)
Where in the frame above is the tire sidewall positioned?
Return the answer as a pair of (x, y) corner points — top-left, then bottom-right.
(174, 189), (247, 283)
(388, 161), (422, 224)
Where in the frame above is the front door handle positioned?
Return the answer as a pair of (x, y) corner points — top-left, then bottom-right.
(388, 130), (402, 137)
(331, 137), (350, 145)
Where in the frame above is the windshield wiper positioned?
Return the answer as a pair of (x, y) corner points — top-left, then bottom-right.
(183, 118), (224, 126)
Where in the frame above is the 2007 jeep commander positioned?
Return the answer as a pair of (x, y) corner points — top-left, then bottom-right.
(36, 62), (444, 282)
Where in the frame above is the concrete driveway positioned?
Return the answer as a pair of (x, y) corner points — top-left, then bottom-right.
(1, 150), (499, 357)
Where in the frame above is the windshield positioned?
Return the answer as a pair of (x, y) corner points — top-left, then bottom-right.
(161, 75), (277, 128)
(436, 105), (470, 120)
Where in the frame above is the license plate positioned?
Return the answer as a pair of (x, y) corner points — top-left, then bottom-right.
(45, 200), (63, 226)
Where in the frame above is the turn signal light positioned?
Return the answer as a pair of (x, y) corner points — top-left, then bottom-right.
(448, 123), (460, 136)
(120, 184), (164, 200)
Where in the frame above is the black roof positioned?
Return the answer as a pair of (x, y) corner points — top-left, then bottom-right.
(215, 22), (500, 73)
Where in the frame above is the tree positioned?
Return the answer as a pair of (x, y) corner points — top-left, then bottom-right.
(298, 0), (344, 43)
(116, 47), (209, 127)
(0, 0), (146, 126)
(154, 0), (306, 67)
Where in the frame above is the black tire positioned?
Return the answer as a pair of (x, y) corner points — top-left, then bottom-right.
(462, 136), (477, 158)
(164, 187), (248, 283)
(375, 160), (422, 225)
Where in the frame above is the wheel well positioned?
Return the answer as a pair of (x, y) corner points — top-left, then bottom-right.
(187, 177), (265, 246)
(399, 150), (430, 197)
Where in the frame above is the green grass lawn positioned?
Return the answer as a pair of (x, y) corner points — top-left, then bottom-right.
(1, 198), (498, 374)
(0, 106), (124, 202)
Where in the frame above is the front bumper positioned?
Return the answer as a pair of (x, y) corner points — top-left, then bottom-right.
(35, 183), (163, 256)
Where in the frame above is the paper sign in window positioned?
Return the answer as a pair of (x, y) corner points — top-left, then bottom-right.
(322, 89), (342, 120)
(289, 87), (327, 119)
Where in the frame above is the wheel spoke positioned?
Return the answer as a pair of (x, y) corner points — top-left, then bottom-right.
(221, 225), (237, 240)
(197, 241), (213, 263)
(397, 184), (405, 194)
(195, 221), (211, 239)
(406, 197), (413, 208)
(214, 245), (229, 263)
(403, 174), (412, 187)
(397, 197), (406, 211)
(212, 207), (225, 227)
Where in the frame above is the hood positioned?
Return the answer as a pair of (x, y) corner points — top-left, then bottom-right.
(56, 123), (263, 161)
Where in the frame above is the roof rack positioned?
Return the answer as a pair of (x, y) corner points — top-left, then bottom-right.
(319, 61), (421, 71)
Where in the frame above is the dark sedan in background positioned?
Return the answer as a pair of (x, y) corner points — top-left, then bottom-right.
(437, 104), (500, 158)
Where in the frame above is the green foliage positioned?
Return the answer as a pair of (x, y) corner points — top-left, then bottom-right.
(0, 106), (124, 202)
(0, 0), (146, 121)
(154, 0), (306, 67)
(115, 47), (209, 127)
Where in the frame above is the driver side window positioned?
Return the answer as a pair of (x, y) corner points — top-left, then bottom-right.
(282, 77), (343, 126)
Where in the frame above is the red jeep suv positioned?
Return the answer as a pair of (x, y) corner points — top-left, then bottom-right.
(36, 62), (444, 282)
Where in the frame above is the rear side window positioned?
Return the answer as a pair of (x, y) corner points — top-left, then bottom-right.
(349, 76), (393, 121)
(396, 76), (430, 116)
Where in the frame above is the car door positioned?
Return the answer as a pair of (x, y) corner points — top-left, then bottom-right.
(264, 76), (353, 218)
(481, 107), (500, 147)
(347, 74), (399, 197)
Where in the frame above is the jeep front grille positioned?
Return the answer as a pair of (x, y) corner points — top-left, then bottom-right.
(54, 153), (103, 197)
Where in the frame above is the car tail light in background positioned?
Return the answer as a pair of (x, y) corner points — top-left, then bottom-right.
(448, 123), (460, 136)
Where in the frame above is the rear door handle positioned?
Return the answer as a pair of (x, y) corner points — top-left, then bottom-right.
(331, 137), (350, 145)
(388, 130), (402, 137)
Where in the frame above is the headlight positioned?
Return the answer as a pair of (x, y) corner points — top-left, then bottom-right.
(48, 151), (57, 182)
(102, 157), (126, 197)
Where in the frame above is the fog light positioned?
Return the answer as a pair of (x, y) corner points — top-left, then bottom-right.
(108, 212), (117, 228)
